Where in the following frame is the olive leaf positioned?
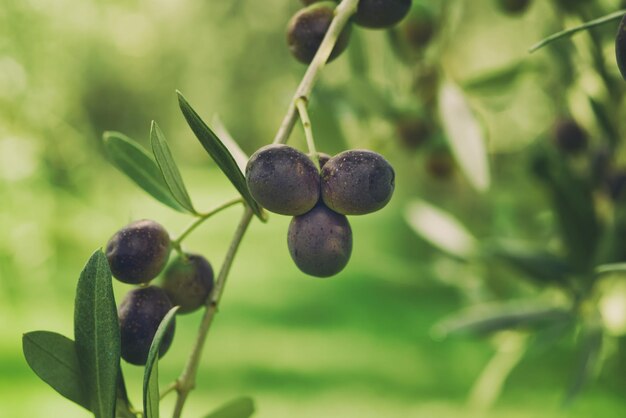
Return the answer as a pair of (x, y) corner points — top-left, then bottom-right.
(74, 250), (120, 418)
(564, 323), (603, 405)
(22, 331), (90, 411)
(432, 302), (572, 339)
(177, 91), (266, 221)
(462, 60), (528, 95)
(150, 121), (197, 214)
(143, 306), (179, 418)
(103, 131), (185, 212)
(203, 397), (255, 418)
(405, 199), (478, 260)
(116, 368), (136, 418)
(438, 80), (490, 192)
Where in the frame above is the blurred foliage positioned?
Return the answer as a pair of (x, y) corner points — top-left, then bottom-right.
(2, 0), (626, 417)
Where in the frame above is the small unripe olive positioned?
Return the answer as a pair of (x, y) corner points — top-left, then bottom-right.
(321, 149), (395, 215)
(353, 0), (412, 29)
(616, 14), (626, 81)
(161, 253), (214, 314)
(398, 4), (436, 50)
(118, 286), (175, 366)
(496, 0), (532, 15)
(246, 144), (320, 216)
(395, 116), (432, 149)
(106, 220), (170, 285)
(552, 118), (587, 154)
(426, 150), (454, 180)
(287, 2), (352, 64)
(288, 203), (352, 277)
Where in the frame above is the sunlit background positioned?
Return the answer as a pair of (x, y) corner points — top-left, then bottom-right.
(2, 0), (626, 417)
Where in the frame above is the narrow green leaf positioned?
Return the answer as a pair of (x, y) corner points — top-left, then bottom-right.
(405, 199), (478, 260)
(143, 306), (179, 418)
(486, 241), (571, 287)
(204, 397), (255, 418)
(150, 121), (197, 214)
(177, 91), (266, 221)
(103, 132), (185, 212)
(564, 324), (603, 405)
(432, 302), (572, 339)
(438, 80), (490, 192)
(74, 250), (120, 418)
(23, 331), (90, 411)
(462, 61), (528, 95)
(595, 262), (626, 276)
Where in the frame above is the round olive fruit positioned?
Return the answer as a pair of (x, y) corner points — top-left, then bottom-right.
(321, 149), (395, 215)
(395, 115), (432, 149)
(553, 118), (587, 154)
(398, 4), (436, 50)
(353, 0), (412, 29)
(426, 149), (455, 180)
(288, 203), (353, 277)
(246, 144), (320, 216)
(118, 286), (175, 366)
(287, 2), (352, 64)
(496, 0), (531, 15)
(161, 253), (214, 314)
(616, 14), (626, 80)
(106, 219), (170, 285)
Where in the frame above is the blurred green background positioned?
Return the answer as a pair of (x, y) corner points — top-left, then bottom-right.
(1, 0), (625, 417)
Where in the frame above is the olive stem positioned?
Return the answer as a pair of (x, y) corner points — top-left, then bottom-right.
(273, 0), (359, 145)
(296, 97), (320, 171)
(169, 1), (358, 416)
(529, 10), (626, 53)
(171, 206), (254, 418)
(160, 380), (178, 400)
(172, 197), (244, 247)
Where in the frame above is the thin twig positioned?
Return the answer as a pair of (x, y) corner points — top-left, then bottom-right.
(296, 97), (320, 171)
(529, 10), (625, 53)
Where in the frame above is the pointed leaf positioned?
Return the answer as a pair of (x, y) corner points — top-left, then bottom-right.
(204, 397), (255, 418)
(150, 121), (197, 214)
(438, 80), (490, 192)
(74, 250), (120, 418)
(177, 92), (266, 221)
(462, 61), (528, 95)
(405, 200), (477, 260)
(103, 131), (185, 212)
(143, 306), (178, 418)
(433, 302), (571, 339)
(23, 331), (90, 411)
(564, 324), (603, 405)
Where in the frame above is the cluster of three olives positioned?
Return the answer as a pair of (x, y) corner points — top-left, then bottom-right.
(246, 144), (394, 277)
(288, 0), (413, 64)
(106, 220), (214, 365)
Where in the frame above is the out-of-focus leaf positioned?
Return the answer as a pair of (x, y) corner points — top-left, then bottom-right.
(74, 250), (120, 418)
(405, 199), (477, 260)
(438, 80), (490, 192)
(203, 396), (255, 418)
(564, 323), (603, 405)
(150, 121), (196, 214)
(143, 306), (178, 418)
(211, 114), (249, 173)
(486, 240), (571, 286)
(462, 61), (528, 95)
(177, 91), (266, 221)
(22, 331), (90, 411)
(588, 97), (617, 148)
(102, 131), (185, 212)
(432, 302), (572, 339)
(595, 263), (626, 276)
(534, 146), (600, 273)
